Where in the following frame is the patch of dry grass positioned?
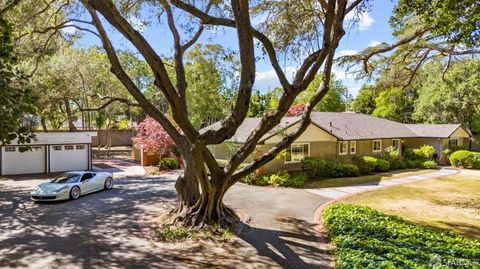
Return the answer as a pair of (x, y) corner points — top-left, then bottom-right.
(305, 169), (434, 188)
(339, 170), (480, 240)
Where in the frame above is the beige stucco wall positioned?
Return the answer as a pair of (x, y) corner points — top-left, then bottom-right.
(258, 141), (338, 174)
(348, 139), (397, 158)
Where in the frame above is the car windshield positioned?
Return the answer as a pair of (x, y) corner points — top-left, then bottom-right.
(51, 173), (81, 184)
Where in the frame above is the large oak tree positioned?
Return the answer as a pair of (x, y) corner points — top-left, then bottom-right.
(73, 0), (356, 226)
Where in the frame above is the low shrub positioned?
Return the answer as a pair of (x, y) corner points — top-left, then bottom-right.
(159, 158), (180, 170)
(449, 150), (475, 167)
(267, 170), (291, 187)
(421, 160), (438, 169)
(383, 146), (400, 162)
(301, 157), (334, 178)
(322, 204), (480, 268)
(390, 160), (406, 170)
(419, 145), (435, 159)
(289, 172), (307, 187)
(332, 164), (360, 177)
(375, 159), (390, 172)
(352, 155), (377, 175)
(404, 159), (423, 169)
(254, 170), (306, 187)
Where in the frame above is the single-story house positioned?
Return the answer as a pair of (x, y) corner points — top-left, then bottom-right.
(0, 132), (97, 176)
(205, 112), (471, 174)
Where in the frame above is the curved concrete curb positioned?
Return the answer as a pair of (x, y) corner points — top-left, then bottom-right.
(312, 167), (460, 267)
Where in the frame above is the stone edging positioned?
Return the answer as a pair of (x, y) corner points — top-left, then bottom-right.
(312, 168), (461, 267)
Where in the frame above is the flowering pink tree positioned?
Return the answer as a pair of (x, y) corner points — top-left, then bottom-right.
(286, 104), (305, 116)
(132, 116), (175, 156)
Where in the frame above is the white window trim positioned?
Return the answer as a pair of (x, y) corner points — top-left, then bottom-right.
(350, 141), (357, 154)
(52, 146), (62, 151)
(339, 141), (348, 155)
(285, 143), (310, 164)
(373, 140), (382, 152)
(392, 139), (401, 150)
(448, 138), (459, 146)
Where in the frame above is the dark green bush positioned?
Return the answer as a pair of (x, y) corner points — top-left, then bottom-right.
(289, 172), (307, 187)
(159, 158), (179, 169)
(332, 164), (360, 177)
(404, 159), (423, 169)
(322, 204), (480, 269)
(449, 150), (475, 168)
(301, 157), (334, 178)
(375, 159), (390, 172)
(352, 155), (377, 175)
(390, 160), (406, 170)
(421, 160), (438, 169)
(404, 145), (436, 161)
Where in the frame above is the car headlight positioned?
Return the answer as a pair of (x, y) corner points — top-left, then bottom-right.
(54, 186), (69, 193)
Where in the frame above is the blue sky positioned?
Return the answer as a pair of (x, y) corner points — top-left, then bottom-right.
(73, 1), (397, 97)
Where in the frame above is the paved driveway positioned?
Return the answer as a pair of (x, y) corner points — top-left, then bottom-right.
(0, 163), (333, 268)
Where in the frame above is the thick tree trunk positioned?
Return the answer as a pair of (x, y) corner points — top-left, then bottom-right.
(173, 146), (237, 227)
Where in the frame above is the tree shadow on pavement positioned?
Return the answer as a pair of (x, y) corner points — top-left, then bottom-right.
(237, 217), (334, 269)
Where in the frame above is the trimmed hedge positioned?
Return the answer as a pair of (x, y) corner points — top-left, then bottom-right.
(301, 157), (334, 178)
(449, 150), (480, 169)
(352, 156), (377, 174)
(421, 160), (438, 169)
(332, 164), (360, 177)
(375, 159), (390, 172)
(159, 158), (180, 169)
(322, 204), (480, 269)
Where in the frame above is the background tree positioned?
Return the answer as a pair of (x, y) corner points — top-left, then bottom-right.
(132, 116), (175, 156)
(413, 59), (480, 135)
(296, 75), (350, 112)
(0, 17), (35, 146)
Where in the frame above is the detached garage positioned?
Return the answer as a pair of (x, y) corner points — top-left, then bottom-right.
(0, 132), (97, 176)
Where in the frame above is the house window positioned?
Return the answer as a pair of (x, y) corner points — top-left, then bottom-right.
(350, 141), (357, 154)
(392, 139), (401, 150)
(64, 145), (74, 150)
(32, 146), (43, 151)
(5, 146), (16, 152)
(76, 145), (86, 150)
(448, 138), (459, 147)
(285, 143), (309, 163)
(52, 146), (62, 151)
(373, 140), (382, 152)
(339, 141), (348, 155)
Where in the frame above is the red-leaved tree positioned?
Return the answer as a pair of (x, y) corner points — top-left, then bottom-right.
(286, 104), (306, 116)
(132, 116), (175, 157)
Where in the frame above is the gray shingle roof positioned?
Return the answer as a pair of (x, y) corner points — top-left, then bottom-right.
(404, 124), (462, 138)
(201, 112), (464, 143)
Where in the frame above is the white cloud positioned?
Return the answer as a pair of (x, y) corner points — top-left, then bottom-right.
(368, 40), (382, 47)
(337, 49), (358, 57)
(254, 66), (297, 91)
(345, 11), (374, 31)
(61, 25), (77, 35)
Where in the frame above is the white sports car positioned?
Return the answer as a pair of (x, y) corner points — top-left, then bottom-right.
(31, 171), (114, 201)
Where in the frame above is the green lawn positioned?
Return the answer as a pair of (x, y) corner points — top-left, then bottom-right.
(304, 169), (434, 188)
(338, 170), (480, 240)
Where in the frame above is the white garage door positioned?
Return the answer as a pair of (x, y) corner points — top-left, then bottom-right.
(1, 146), (46, 175)
(50, 145), (89, 173)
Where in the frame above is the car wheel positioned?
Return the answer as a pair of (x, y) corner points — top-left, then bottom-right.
(70, 186), (81, 200)
(104, 177), (114, 190)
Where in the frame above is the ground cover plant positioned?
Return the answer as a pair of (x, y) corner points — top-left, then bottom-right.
(323, 204), (480, 268)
